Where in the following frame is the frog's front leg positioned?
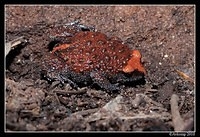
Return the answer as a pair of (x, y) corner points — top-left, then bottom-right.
(116, 72), (145, 84)
(90, 71), (120, 92)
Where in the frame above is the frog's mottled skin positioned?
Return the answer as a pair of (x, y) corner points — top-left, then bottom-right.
(41, 22), (146, 91)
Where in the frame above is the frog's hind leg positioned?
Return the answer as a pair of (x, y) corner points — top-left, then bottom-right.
(90, 71), (120, 92)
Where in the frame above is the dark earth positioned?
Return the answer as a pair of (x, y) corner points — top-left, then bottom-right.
(5, 5), (195, 132)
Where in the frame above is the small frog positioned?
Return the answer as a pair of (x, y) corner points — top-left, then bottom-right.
(41, 21), (146, 91)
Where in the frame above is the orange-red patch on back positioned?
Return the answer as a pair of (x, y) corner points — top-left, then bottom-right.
(52, 44), (71, 53)
(122, 50), (146, 74)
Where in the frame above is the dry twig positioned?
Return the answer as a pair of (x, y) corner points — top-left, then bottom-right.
(170, 94), (194, 131)
(176, 69), (194, 84)
(5, 36), (27, 56)
(55, 88), (87, 95)
(71, 108), (99, 117)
